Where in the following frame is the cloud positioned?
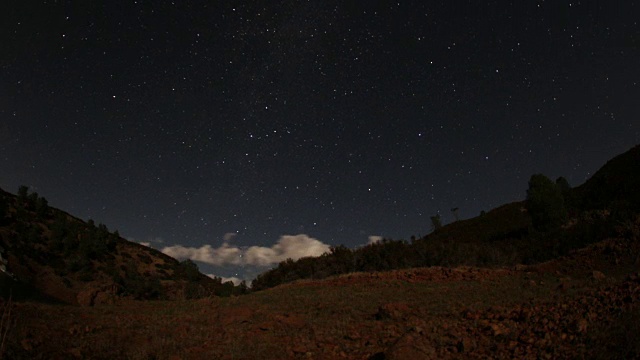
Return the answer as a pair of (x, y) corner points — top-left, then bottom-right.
(368, 235), (383, 245)
(161, 234), (330, 267)
(207, 274), (243, 285)
(223, 232), (237, 242)
(129, 237), (165, 248)
(162, 243), (243, 266)
(244, 234), (331, 266)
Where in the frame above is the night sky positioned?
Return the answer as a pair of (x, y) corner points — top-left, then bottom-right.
(2, 1), (638, 282)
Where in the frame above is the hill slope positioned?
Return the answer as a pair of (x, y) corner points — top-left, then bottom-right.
(0, 187), (234, 305)
(252, 144), (640, 290)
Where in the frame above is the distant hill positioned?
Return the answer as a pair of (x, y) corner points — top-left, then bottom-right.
(0, 186), (244, 305)
(252, 144), (640, 290)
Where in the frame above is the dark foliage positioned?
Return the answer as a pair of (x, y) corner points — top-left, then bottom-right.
(179, 259), (201, 282)
(13, 186), (50, 220)
(526, 174), (567, 231)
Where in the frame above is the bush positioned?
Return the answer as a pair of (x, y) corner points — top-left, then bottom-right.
(179, 259), (201, 281)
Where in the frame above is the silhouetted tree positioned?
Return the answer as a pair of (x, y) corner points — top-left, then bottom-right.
(234, 280), (249, 295)
(430, 214), (442, 232)
(555, 176), (576, 211)
(17, 185), (29, 202)
(451, 207), (460, 222)
(526, 174), (566, 231)
(28, 191), (39, 206)
(216, 281), (235, 297)
(555, 177), (571, 194)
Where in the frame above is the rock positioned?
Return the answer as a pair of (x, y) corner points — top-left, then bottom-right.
(575, 318), (588, 333)
(77, 288), (99, 307)
(219, 307), (254, 326)
(463, 309), (479, 320)
(21, 339), (33, 352)
(68, 348), (83, 358)
(93, 291), (116, 306)
(592, 271), (606, 280)
(457, 337), (476, 353)
(557, 281), (569, 292)
(291, 345), (309, 355)
(375, 302), (410, 320)
(384, 334), (436, 360)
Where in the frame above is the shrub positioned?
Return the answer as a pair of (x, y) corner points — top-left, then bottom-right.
(526, 174), (566, 231)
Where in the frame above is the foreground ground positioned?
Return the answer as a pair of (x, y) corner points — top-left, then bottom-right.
(2, 237), (640, 359)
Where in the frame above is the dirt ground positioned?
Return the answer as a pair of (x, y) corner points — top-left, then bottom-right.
(2, 238), (640, 359)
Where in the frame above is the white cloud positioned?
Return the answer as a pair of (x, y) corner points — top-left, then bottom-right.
(139, 242), (152, 247)
(161, 234), (330, 267)
(207, 274), (243, 285)
(244, 234), (331, 266)
(162, 243), (242, 266)
(368, 235), (383, 244)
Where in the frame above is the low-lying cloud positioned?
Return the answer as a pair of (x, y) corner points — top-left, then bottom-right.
(162, 234), (330, 267)
(368, 235), (383, 244)
(207, 274), (243, 285)
(162, 243), (243, 266)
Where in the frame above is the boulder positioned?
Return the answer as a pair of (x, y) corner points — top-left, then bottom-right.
(592, 271), (606, 280)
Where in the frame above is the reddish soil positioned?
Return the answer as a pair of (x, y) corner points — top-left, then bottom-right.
(2, 237), (640, 359)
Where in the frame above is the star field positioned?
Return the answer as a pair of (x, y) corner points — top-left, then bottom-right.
(1, 1), (638, 280)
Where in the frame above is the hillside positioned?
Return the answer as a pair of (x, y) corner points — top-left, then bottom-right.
(0, 187), (243, 305)
(252, 144), (640, 290)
